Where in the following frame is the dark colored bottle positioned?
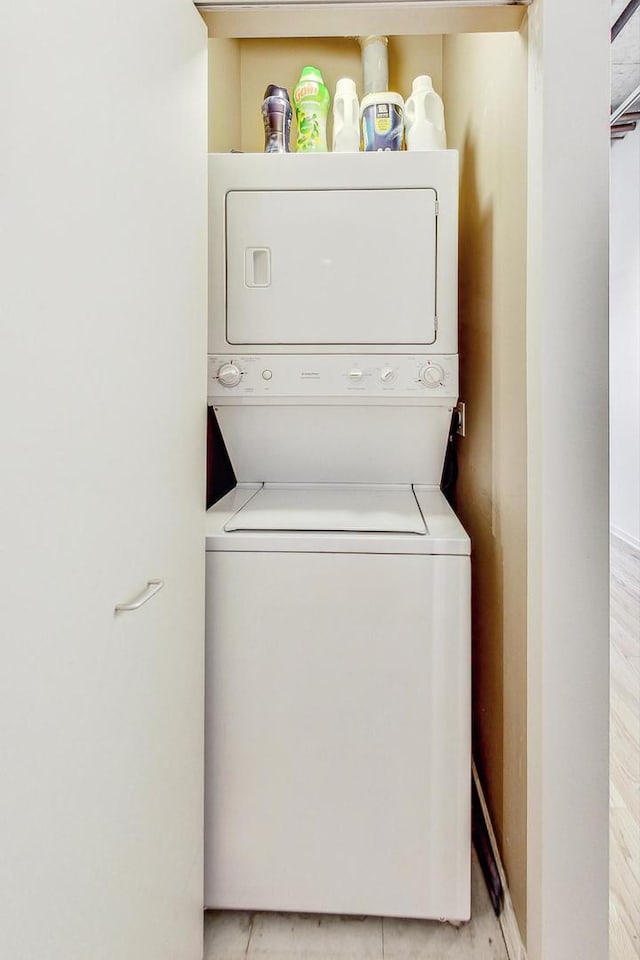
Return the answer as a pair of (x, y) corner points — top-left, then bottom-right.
(261, 84), (292, 153)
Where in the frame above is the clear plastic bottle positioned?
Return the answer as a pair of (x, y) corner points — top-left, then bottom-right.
(292, 66), (330, 152)
(405, 75), (447, 151)
(332, 78), (360, 152)
(261, 84), (292, 153)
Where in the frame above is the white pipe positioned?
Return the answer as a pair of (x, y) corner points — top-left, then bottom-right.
(359, 35), (389, 95)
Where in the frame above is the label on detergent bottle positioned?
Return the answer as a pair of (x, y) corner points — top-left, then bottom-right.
(374, 103), (392, 133)
(361, 93), (404, 152)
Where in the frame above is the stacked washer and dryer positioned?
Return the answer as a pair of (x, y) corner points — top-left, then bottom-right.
(204, 152), (471, 922)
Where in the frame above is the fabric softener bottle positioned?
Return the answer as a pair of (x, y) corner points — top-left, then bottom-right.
(293, 66), (330, 152)
(261, 84), (292, 153)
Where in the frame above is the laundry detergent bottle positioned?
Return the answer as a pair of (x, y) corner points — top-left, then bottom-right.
(360, 92), (405, 152)
(261, 83), (292, 152)
(405, 75), (447, 150)
(332, 78), (360, 152)
(293, 66), (330, 152)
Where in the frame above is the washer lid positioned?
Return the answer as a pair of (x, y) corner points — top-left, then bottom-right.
(224, 483), (427, 534)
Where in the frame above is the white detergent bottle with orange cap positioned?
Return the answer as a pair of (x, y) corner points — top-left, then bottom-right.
(405, 75), (447, 150)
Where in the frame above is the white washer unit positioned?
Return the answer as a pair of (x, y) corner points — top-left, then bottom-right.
(205, 484), (470, 921)
(205, 153), (471, 922)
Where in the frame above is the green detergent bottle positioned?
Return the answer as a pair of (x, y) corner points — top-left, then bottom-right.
(293, 66), (330, 152)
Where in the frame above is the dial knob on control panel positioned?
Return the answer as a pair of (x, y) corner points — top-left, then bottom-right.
(348, 369), (363, 380)
(217, 362), (242, 387)
(380, 366), (396, 383)
(420, 363), (445, 388)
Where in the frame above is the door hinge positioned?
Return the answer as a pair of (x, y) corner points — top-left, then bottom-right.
(435, 200), (440, 216)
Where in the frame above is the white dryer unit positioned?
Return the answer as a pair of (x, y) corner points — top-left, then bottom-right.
(208, 152), (459, 356)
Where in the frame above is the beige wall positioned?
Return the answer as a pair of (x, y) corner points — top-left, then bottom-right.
(209, 38), (242, 152)
(443, 28), (529, 936)
(209, 36), (442, 152)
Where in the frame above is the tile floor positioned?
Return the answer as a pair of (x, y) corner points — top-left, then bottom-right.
(204, 849), (508, 959)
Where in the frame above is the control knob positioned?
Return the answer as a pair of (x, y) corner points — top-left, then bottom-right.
(419, 363), (445, 388)
(217, 362), (242, 387)
(380, 366), (396, 383)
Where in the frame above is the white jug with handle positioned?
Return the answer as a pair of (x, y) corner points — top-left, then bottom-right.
(405, 75), (447, 150)
(332, 78), (360, 152)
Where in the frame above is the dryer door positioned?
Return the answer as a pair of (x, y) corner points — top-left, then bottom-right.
(226, 189), (437, 346)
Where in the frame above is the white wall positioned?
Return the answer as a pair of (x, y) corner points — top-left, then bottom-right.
(526, 0), (610, 958)
(610, 125), (640, 551)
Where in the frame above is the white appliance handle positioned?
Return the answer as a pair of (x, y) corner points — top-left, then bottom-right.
(245, 247), (271, 287)
(114, 579), (164, 613)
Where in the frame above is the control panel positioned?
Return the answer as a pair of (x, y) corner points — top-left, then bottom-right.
(207, 355), (458, 400)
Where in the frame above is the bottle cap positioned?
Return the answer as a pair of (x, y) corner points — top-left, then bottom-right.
(336, 77), (357, 97)
(299, 65), (325, 84)
(412, 75), (434, 94)
(360, 91), (405, 116)
(263, 84), (290, 101)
